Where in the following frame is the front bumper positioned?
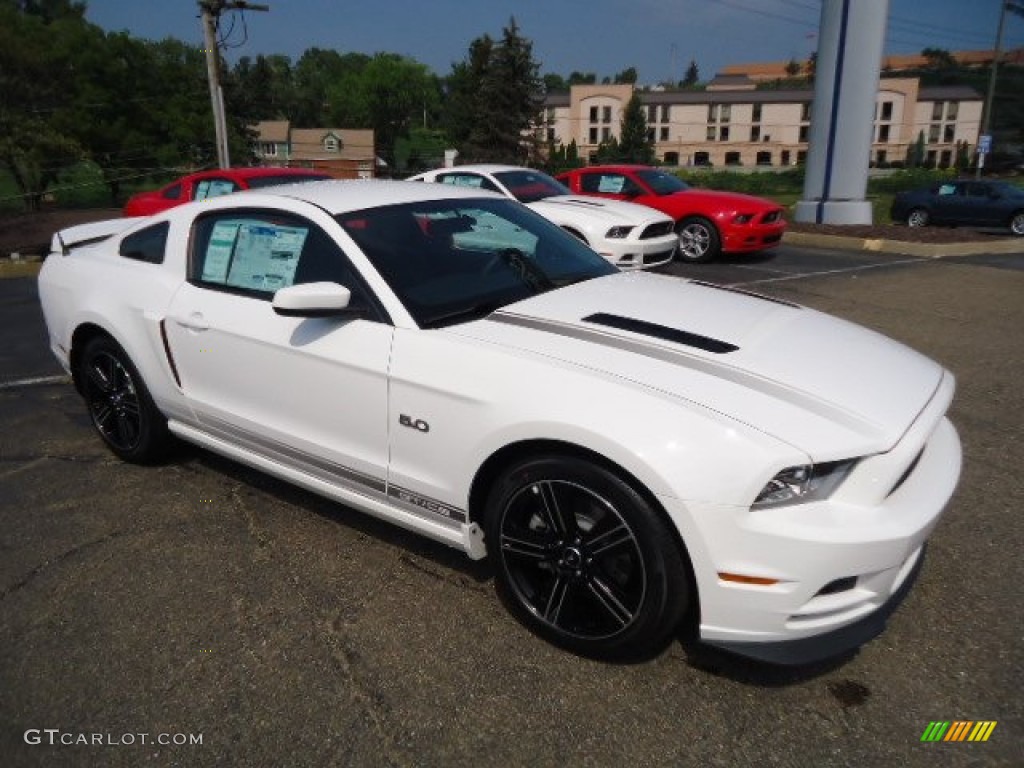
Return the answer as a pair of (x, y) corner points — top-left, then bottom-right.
(598, 234), (677, 270)
(721, 222), (786, 254)
(660, 378), (961, 665)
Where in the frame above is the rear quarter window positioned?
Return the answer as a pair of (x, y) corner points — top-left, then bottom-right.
(119, 222), (169, 264)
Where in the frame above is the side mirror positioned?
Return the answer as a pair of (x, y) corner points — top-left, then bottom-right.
(272, 282), (357, 318)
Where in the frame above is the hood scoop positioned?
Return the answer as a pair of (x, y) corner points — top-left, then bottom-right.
(582, 312), (739, 354)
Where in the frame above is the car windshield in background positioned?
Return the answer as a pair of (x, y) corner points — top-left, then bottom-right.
(245, 174), (332, 189)
(636, 169), (690, 195)
(992, 182), (1024, 198)
(337, 198), (616, 328)
(493, 170), (572, 203)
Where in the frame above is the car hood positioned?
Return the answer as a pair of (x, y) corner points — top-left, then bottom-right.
(530, 195), (671, 226)
(451, 271), (944, 457)
(675, 189), (782, 211)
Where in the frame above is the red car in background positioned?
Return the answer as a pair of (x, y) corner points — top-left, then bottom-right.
(557, 165), (786, 263)
(122, 167), (331, 217)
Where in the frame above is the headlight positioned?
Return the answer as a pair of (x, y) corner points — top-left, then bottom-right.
(605, 225), (634, 239)
(752, 460), (857, 509)
(732, 214), (754, 224)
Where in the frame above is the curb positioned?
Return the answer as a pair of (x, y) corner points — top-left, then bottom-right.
(783, 231), (1024, 258)
(0, 259), (42, 279)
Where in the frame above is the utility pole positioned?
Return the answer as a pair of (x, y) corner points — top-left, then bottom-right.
(198, 1), (269, 169)
(977, 1), (1024, 178)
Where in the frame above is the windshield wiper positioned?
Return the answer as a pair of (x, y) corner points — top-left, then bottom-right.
(422, 300), (507, 329)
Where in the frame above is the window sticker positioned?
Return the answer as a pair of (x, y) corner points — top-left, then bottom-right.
(938, 184), (956, 196)
(597, 175), (625, 193)
(441, 175), (483, 188)
(225, 223), (308, 292)
(201, 221), (242, 283)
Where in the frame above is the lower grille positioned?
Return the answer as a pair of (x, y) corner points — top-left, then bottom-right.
(643, 249), (675, 264)
(640, 221), (675, 239)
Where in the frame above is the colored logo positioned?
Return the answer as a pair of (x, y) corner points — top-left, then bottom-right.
(920, 721), (997, 742)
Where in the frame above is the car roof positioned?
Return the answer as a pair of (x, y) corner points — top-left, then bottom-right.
(237, 179), (505, 214)
(574, 164), (655, 173)
(427, 164), (542, 175)
(181, 167), (328, 183)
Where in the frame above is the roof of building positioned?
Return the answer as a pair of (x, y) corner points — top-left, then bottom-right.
(254, 120), (289, 143)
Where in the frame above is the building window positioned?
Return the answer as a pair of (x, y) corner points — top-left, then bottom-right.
(796, 150), (807, 164)
(719, 125), (730, 142)
(876, 149), (888, 166)
(324, 136), (339, 152)
(647, 127), (656, 142)
(756, 151), (772, 166)
(589, 106), (598, 123)
(928, 124), (940, 143)
(647, 105), (657, 123)
(661, 105), (670, 123)
(946, 101), (959, 120)
(880, 101), (893, 121)
(694, 151), (711, 166)
(664, 151), (680, 164)
(720, 104), (731, 123)
(547, 127), (555, 142)
(725, 151), (741, 166)
(588, 127), (598, 144)
(602, 106), (612, 124)
(931, 101), (943, 121)
(706, 126), (716, 141)
(799, 125), (809, 142)
(601, 126), (611, 140)
(943, 123), (955, 142)
(800, 102), (812, 122)
(877, 124), (890, 143)
(752, 103), (762, 123)
(707, 103), (717, 123)
(781, 149), (791, 165)
(659, 126), (669, 141)
(751, 125), (761, 142)
(260, 142), (277, 157)
(939, 150), (953, 168)
(926, 149), (937, 167)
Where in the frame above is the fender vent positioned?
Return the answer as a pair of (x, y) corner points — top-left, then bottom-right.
(582, 313), (738, 354)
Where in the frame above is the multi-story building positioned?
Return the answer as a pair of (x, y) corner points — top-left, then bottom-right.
(543, 78), (982, 169)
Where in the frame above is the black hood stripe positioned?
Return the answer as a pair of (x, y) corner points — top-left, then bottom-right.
(582, 313), (738, 354)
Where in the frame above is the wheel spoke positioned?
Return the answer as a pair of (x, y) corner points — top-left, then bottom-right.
(586, 574), (635, 627)
(501, 532), (551, 561)
(92, 402), (115, 429)
(534, 481), (573, 535)
(87, 364), (112, 393)
(586, 521), (634, 557)
(543, 576), (570, 624)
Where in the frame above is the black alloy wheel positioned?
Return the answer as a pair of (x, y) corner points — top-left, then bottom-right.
(485, 456), (690, 660)
(78, 336), (171, 463)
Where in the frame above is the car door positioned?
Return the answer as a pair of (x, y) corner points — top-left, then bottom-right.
(164, 206), (394, 488)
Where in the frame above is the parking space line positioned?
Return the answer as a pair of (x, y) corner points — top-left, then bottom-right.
(0, 375), (69, 390)
(731, 258), (925, 286)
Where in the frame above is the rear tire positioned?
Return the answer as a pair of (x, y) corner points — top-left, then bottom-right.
(484, 455), (690, 660)
(77, 336), (171, 464)
(676, 217), (721, 263)
(907, 208), (930, 227)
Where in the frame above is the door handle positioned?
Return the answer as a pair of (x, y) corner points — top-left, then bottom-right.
(171, 312), (209, 331)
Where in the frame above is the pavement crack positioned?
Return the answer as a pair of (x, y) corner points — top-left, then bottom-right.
(0, 529), (127, 601)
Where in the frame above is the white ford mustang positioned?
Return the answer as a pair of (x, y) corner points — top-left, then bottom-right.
(39, 180), (961, 664)
(407, 164), (678, 270)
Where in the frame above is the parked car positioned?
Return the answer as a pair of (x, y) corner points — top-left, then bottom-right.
(408, 165), (677, 270)
(557, 165), (787, 263)
(40, 180), (960, 664)
(123, 167), (331, 217)
(890, 179), (1024, 235)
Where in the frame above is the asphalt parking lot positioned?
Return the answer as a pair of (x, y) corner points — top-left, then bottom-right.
(2, 244), (1022, 767)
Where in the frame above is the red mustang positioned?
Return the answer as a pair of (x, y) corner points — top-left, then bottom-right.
(123, 167), (331, 217)
(556, 165), (786, 263)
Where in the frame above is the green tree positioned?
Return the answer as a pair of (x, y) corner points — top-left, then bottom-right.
(921, 47), (957, 70)
(613, 67), (638, 85)
(682, 59), (699, 87)
(543, 73), (568, 92)
(443, 35), (493, 157)
(784, 58), (801, 77)
(568, 71), (597, 85)
(618, 93), (653, 163)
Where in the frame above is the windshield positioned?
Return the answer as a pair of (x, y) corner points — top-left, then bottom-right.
(636, 169), (690, 196)
(493, 170), (572, 203)
(337, 198), (616, 328)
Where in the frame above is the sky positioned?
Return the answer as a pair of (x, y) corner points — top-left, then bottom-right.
(84, 0), (1024, 85)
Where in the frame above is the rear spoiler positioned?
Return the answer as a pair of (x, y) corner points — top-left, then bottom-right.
(51, 217), (146, 256)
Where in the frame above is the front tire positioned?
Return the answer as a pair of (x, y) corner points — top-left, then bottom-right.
(676, 217), (721, 263)
(77, 336), (171, 463)
(1010, 211), (1024, 236)
(907, 208), (930, 227)
(484, 455), (690, 660)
